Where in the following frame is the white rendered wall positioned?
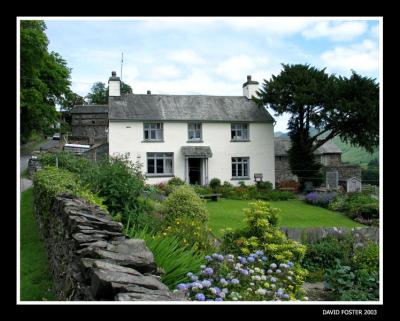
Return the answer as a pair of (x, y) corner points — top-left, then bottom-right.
(109, 81), (120, 97)
(109, 121), (275, 187)
(243, 84), (259, 99)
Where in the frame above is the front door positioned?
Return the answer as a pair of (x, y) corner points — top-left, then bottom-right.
(188, 158), (201, 185)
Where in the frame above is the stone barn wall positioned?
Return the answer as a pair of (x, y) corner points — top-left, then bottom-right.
(34, 193), (184, 301)
(71, 113), (108, 141)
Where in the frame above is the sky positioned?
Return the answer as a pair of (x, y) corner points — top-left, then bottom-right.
(43, 17), (381, 132)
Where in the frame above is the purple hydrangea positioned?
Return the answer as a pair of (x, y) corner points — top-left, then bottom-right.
(288, 261), (294, 268)
(195, 293), (206, 301)
(240, 269), (250, 276)
(201, 280), (212, 288)
(215, 298), (223, 301)
(230, 278), (240, 284)
(282, 294), (290, 299)
(204, 255), (212, 261)
(203, 267), (214, 275)
(176, 283), (187, 291)
(256, 250), (264, 256)
(217, 254), (225, 261)
(247, 256), (255, 263)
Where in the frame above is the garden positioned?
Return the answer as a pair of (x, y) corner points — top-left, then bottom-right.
(21, 151), (380, 302)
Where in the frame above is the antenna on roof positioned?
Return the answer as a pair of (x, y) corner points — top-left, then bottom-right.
(120, 52), (123, 83)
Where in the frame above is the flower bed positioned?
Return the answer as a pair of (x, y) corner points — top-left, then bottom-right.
(175, 252), (303, 301)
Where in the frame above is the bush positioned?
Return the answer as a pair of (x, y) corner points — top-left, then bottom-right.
(167, 176), (186, 187)
(301, 235), (354, 273)
(85, 154), (145, 220)
(256, 181), (273, 193)
(209, 178), (221, 190)
(220, 201), (307, 265)
(304, 192), (337, 208)
(126, 226), (205, 289)
(175, 252), (306, 301)
(38, 151), (93, 175)
(161, 216), (217, 254)
(164, 185), (208, 223)
(192, 185), (213, 196)
(329, 192), (379, 220)
(33, 167), (107, 234)
(257, 190), (296, 201)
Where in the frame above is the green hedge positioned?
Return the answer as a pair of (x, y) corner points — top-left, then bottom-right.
(32, 167), (107, 233)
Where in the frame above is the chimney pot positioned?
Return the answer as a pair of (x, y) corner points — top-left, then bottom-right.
(247, 75), (251, 81)
(147, 90), (151, 95)
(112, 71), (116, 77)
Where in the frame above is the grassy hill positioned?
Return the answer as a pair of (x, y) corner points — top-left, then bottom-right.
(274, 130), (379, 167)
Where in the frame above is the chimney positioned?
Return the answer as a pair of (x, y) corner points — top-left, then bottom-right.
(108, 71), (121, 97)
(147, 90), (151, 95)
(242, 75), (259, 99)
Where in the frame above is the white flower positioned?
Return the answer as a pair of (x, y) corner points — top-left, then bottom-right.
(261, 275), (267, 281)
(255, 288), (267, 295)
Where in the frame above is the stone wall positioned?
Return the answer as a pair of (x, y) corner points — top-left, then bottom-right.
(34, 193), (184, 301)
(279, 227), (379, 247)
(71, 113), (108, 140)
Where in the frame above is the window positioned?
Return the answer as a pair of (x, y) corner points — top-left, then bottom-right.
(231, 123), (249, 141)
(144, 123), (163, 141)
(232, 157), (249, 178)
(147, 153), (173, 175)
(188, 123), (202, 141)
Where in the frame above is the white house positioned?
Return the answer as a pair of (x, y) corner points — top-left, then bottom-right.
(108, 72), (275, 186)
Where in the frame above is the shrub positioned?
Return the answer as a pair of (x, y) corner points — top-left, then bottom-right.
(329, 193), (379, 220)
(33, 167), (107, 234)
(86, 154), (145, 220)
(301, 234), (354, 273)
(220, 201), (307, 265)
(161, 216), (217, 254)
(192, 185), (213, 196)
(256, 181), (273, 193)
(38, 151), (93, 175)
(164, 185), (208, 223)
(175, 251), (306, 301)
(126, 226), (205, 289)
(257, 190), (296, 201)
(209, 178), (221, 190)
(238, 181), (246, 188)
(167, 176), (186, 187)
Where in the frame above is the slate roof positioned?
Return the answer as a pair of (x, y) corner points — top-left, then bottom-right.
(274, 137), (342, 156)
(181, 146), (213, 158)
(108, 94), (274, 122)
(71, 105), (108, 114)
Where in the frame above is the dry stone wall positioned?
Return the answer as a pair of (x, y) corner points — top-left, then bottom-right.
(35, 193), (184, 301)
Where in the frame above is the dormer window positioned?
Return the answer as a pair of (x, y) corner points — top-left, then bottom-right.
(188, 123), (202, 142)
(231, 123), (249, 141)
(143, 123), (163, 141)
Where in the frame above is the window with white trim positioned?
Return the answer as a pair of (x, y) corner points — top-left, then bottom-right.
(231, 123), (249, 141)
(147, 153), (173, 175)
(144, 123), (163, 141)
(188, 123), (202, 141)
(232, 157), (249, 178)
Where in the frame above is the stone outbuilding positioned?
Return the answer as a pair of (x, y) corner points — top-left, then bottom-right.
(274, 137), (361, 190)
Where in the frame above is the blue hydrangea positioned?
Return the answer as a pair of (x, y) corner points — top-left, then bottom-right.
(176, 283), (187, 291)
(231, 278), (240, 284)
(204, 255), (212, 261)
(240, 269), (249, 276)
(270, 263), (277, 269)
(201, 280), (212, 288)
(282, 294), (290, 299)
(276, 269), (282, 274)
(288, 261), (294, 267)
(187, 272), (193, 277)
(270, 277), (277, 283)
(215, 298), (223, 301)
(217, 254), (225, 261)
(195, 293), (206, 301)
(212, 253), (219, 259)
(239, 257), (247, 264)
(203, 267), (214, 275)
(255, 250), (264, 256)
(247, 256), (255, 263)
(261, 256), (267, 261)
(191, 275), (199, 281)
(219, 278), (229, 286)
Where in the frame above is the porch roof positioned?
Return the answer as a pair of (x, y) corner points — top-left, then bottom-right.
(181, 146), (213, 158)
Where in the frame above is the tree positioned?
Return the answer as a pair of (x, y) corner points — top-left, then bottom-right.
(86, 82), (108, 104)
(256, 64), (379, 189)
(86, 81), (133, 104)
(20, 20), (72, 143)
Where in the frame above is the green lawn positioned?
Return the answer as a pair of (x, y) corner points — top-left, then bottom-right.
(207, 199), (365, 238)
(20, 188), (55, 301)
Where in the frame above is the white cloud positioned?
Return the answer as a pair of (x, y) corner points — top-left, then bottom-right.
(167, 50), (205, 65)
(147, 65), (182, 79)
(370, 24), (380, 38)
(302, 21), (368, 41)
(321, 39), (379, 73)
(225, 17), (314, 35)
(215, 55), (270, 81)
